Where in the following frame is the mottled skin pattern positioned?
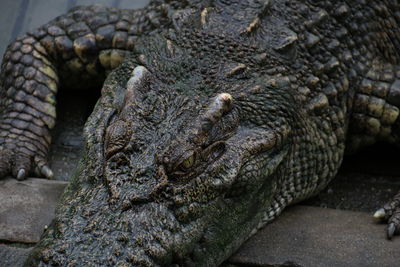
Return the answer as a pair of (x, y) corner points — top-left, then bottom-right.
(0, 0), (400, 266)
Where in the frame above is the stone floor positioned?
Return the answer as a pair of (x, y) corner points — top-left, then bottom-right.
(1, 1), (400, 266)
(228, 205), (400, 267)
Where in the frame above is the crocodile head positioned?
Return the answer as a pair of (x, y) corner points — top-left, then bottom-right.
(27, 3), (303, 267)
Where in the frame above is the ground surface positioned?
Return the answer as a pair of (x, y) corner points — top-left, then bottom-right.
(228, 206), (399, 267)
(1, 1), (400, 266)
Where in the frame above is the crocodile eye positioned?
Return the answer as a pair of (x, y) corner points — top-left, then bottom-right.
(180, 155), (195, 170)
(170, 154), (196, 178)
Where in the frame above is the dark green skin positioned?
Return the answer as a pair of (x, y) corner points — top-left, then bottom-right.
(0, 0), (400, 266)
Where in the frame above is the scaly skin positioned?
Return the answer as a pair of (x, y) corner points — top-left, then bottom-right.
(0, 0), (399, 266)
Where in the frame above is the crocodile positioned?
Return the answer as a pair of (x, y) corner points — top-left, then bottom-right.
(1, 0), (400, 266)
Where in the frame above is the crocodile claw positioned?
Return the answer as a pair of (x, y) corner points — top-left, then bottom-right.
(16, 169), (27, 181)
(0, 141), (52, 180)
(387, 223), (396, 240)
(41, 165), (54, 179)
(373, 208), (386, 219)
(374, 191), (400, 239)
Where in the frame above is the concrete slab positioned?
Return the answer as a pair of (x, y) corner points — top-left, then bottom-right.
(0, 244), (33, 267)
(228, 206), (399, 267)
(0, 178), (68, 244)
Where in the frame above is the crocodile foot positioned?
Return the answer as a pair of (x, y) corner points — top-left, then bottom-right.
(0, 122), (53, 180)
(374, 192), (400, 239)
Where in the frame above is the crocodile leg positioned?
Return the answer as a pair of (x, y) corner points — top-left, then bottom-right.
(0, 4), (170, 180)
(347, 59), (400, 238)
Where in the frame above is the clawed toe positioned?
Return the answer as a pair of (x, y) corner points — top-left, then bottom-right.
(387, 223), (396, 239)
(387, 209), (400, 240)
(16, 168), (27, 180)
(40, 165), (54, 179)
(374, 192), (400, 240)
(0, 146), (53, 180)
(373, 208), (387, 219)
